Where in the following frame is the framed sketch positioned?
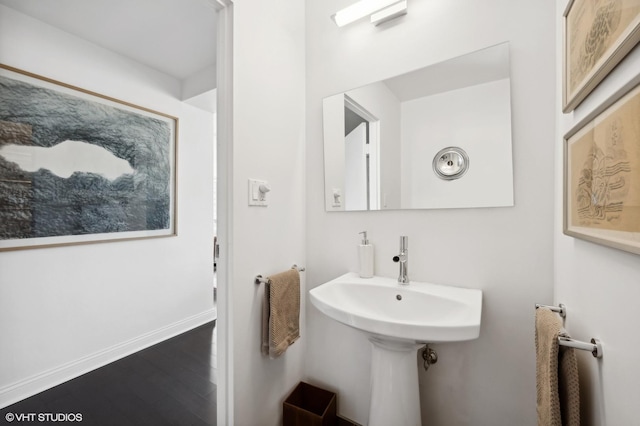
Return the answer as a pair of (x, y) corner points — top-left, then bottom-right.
(564, 76), (640, 254)
(563, 0), (640, 113)
(0, 64), (177, 251)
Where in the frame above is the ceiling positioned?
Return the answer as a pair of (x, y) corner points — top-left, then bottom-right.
(0, 0), (217, 82)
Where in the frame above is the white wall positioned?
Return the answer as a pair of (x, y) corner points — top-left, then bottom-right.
(554, 1), (640, 425)
(0, 5), (215, 407)
(401, 79), (513, 209)
(230, 1), (307, 425)
(306, 1), (555, 424)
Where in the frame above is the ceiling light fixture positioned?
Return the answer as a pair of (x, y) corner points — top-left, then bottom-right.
(332, 0), (408, 27)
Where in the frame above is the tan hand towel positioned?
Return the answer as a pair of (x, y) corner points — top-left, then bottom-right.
(261, 269), (300, 358)
(535, 307), (580, 426)
(558, 339), (580, 426)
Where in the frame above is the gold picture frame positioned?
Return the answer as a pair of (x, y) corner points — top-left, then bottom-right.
(0, 64), (178, 251)
(563, 0), (640, 113)
(564, 75), (640, 254)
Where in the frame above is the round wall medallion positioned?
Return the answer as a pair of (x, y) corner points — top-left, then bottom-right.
(432, 147), (469, 180)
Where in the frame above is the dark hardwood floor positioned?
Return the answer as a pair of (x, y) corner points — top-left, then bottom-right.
(1, 321), (217, 425)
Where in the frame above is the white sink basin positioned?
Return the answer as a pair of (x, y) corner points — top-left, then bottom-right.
(310, 272), (483, 425)
(310, 272), (482, 343)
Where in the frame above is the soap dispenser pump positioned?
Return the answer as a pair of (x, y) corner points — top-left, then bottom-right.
(358, 231), (374, 278)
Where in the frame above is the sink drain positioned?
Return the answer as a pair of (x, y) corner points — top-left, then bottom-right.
(396, 294), (402, 301)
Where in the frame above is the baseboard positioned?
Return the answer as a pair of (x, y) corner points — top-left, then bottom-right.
(0, 308), (217, 409)
(337, 414), (363, 426)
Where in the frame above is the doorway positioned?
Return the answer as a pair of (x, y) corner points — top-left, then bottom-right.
(344, 95), (380, 211)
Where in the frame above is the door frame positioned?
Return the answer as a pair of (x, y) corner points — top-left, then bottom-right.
(213, 0), (234, 424)
(344, 95), (380, 210)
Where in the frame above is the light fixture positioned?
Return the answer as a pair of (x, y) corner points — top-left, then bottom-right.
(370, 0), (407, 25)
(332, 0), (408, 27)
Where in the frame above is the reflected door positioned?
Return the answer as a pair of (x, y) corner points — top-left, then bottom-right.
(344, 122), (368, 210)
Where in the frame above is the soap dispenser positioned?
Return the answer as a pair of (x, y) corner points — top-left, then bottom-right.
(358, 231), (374, 278)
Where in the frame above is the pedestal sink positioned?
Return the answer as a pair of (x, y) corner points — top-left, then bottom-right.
(309, 272), (482, 426)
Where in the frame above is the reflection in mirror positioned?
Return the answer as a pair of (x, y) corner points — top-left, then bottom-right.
(323, 42), (514, 211)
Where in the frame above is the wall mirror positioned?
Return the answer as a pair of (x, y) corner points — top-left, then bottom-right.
(323, 42), (514, 211)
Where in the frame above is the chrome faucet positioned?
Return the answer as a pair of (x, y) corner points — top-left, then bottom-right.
(392, 236), (409, 284)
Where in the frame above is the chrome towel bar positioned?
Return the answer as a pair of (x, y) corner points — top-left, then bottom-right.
(536, 303), (603, 358)
(535, 303), (566, 318)
(255, 264), (305, 285)
(558, 336), (603, 359)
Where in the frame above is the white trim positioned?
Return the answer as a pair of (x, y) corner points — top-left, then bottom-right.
(214, 1), (234, 425)
(368, 120), (380, 209)
(344, 94), (378, 122)
(0, 309), (217, 409)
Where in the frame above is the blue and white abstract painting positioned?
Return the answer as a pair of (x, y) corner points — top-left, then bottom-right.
(0, 65), (177, 250)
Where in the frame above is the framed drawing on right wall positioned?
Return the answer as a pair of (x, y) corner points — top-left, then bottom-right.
(564, 77), (640, 254)
(563, 0), (640, 113)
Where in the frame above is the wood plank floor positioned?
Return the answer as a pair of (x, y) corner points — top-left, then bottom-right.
(1, 321), (217, 425)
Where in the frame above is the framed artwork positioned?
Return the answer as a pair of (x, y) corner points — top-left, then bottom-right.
(0, 64), (178, 251)
(564, 76), (640, 254)
(563, 0), (640, 112)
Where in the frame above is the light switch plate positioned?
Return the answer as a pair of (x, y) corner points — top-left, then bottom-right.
(332, 188), (342, 207)
(248, 178), (268, 206)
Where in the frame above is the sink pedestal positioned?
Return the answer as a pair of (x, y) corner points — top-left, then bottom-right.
(368, 337), (422, 426)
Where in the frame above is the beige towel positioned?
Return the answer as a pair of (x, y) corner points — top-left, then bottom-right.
(261, 269), (300, 358)
(535, 307), (580, 426)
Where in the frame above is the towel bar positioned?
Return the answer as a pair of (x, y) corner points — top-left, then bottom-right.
(559, 336), (603, 358)
(536, 303), (603, 358)
(255, 264), (305, 285)
(535, 303), (566, 318)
